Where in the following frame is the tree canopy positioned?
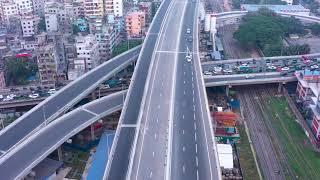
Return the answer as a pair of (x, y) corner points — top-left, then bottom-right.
(4, 58), (38, 86)
(233, 8), (308, 56)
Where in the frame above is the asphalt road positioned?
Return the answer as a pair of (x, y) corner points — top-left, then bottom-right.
(0, 91), (126, 180)
(171, 1), (220, 179)
(0, 46), (140, 153)
(104, 0), (173, 179)
(127, 0), (187, 179)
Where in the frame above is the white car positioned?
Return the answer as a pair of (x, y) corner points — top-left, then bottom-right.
(0, 95), (3, 99)
(48, 88), (56, 94)
(3, 97), (12, 101)
(267, 65), (277, 70)
(213, 66), (222, 72)
(186, 28), (191, 34)
(311, 64), (319, 69)
(29, 93), (39, 99)
(245, 75), (255, 79)
(8, 94), (16, 98)
(223, 69), (233, 74)
(204, 71), (212, 75)
(281, 67), (290, 71)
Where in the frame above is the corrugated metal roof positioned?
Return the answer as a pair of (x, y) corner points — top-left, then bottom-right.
(217, 144), (234, 169)
(86, 131), (115, 180)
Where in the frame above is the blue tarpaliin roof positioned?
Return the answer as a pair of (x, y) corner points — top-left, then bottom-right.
(86, 131), (115, 180)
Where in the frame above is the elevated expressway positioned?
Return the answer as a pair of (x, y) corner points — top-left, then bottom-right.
(126, 0), (220, 179)
(0, 91), (126, 180)
(204, 72), (297, 87)
(0, 46), (140, 156)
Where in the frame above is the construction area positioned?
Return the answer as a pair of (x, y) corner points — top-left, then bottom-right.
(207, 84), (320, 180)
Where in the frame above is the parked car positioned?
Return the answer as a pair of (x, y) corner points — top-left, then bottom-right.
(204, 71), (212, 75)
(281, 67), (290, 71)
(48, 88), (56, 94)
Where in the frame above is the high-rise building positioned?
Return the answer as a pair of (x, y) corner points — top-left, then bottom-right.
(15, 0), (33, 15)
(32, 0), (45, 16)
(105, 0), (123, 17)
(21, 14), (40, 37)
(1, 0), (18, 22)
(125, 11), (145, 38)
(75, 34), (100, 71)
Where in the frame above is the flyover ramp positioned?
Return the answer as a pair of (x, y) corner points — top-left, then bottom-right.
(0, 46), (140, 155)
(103, 0), (173, 178)
(0, 91), (126, 180)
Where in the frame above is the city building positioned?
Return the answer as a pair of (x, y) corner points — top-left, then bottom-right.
(241, 4), (310, 16)
(1, 0), (18, 22)
(15, 0), (33, 15)
(32, 0), (45, 16)
(36, 43), (58, 86)
(105, 0), (123, 17)
(125, 11), (146, 38)
(296, 70), (320, 142)
(84, 0), (104, 18)
(0, 71), (6, 89)
(21, 14), (41, 37)
(21, 36), (38, 51)
(74, 34), (100, 76)
(96, 24), (120, 61)
(138, 2), (152, 24)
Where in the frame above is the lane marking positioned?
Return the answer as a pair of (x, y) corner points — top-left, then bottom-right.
(192, 89), (194, 95)
(121, 124), (138, 128)
(194, 122), (197, 130)
(195, 144), (198, 153)
(193, 113), (196, 120)
(196, 156), (199, 167)
(197, 170), (199, 180)
(184, 90), (186, 95)
(157, 118), (159, 123)
(160, 93), (162, 97)
(182, 115), (184, 119)
(182, 129), (185, 134)
(184, 71), (186, 75)
(154, 133), (157, 140)
(82, 108), (99, 116)
(150, 171), (153, 178)
(183, 146), (186, 152)
(158, 105), (161, 109)
(184, 80), (186, 84)
(192, 76), (194, 81)
(193, 96), (195, 102)
(193, 105), (195, 111)
(182, 165), (186, 173)
(194, 132), (197, 141)
(162, 81), (164, 87)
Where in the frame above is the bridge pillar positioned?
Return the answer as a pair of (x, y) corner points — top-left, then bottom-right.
(226, 85), (229, 96)
(90, 124), (95, 141)
(57, 146), (63, 161)
(278, 83), (283, 94)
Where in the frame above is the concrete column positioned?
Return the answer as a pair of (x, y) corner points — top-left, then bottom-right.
(57, 146), (63, 161)
(278, 83), (282, 94)
(226, 85), (230, 96)
(90, 124), (95, 141)
(91, 92), (96, 100)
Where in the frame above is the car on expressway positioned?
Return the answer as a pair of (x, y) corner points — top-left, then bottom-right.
(186, 28), (191, 34)
(28, 93), (39, 99)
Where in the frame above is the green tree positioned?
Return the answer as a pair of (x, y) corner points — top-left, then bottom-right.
(38, 17), (46, 32)
(4, 58), (38, 85)
(309, 23), (320, 36)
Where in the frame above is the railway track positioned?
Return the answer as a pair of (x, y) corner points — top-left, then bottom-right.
(238, 86), (285, 180)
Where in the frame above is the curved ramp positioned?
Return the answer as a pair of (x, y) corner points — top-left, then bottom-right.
(0, 91), (126, 180)
(0, 46), (140, 154)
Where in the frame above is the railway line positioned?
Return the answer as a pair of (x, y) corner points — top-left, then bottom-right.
(238, 86), (285, 180)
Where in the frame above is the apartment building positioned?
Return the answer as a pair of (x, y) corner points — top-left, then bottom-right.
(96, 24), (120, 61)
(296, 70), (320, 142)
(15, 0), (33, 15)
(21, 14), (40, 37)
(125, 11), (146, 38)
(36, 44), (58, 86)
(105, 0), (123, 17)
(1, 0), (18, 22)
(139, 2), (152, 24)
(75, 34), (100, 71)
(32, 0), (45, 16)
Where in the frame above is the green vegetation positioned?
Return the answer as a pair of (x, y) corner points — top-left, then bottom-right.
(233, 8), (310, 56)
(236, 124), (260, 180)
(309, 23), (320, 36)
(4, 57), (38, 86)
(266, 97), (320, 179)
(112, 39), (142, 57)
(301, 0), (320, 15)
(38, 16), (46, 32)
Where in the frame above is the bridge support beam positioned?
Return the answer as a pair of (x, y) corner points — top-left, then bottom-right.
(90, 124), (95, 141)
(57, 146), (63, 162)
(278, 82), (285, 94)
(226, 85), (232, 96)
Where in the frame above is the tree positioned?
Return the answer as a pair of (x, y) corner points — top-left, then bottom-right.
(4, 58), (38, 86)
(309, 23), (320, 36)
(38, 17), (46, 32)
